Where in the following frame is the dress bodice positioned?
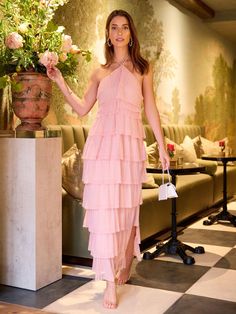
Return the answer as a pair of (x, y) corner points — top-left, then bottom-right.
(96, 64), (143, 116)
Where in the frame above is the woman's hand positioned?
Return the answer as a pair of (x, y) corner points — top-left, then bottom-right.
(46, 65), (63, 85)
(159, 148), (170, 170)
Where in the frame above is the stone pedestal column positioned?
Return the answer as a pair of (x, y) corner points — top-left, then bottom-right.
(0, 132), (62, 290)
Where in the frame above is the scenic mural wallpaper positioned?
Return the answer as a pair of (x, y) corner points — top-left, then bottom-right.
(1, 0), (236, 148)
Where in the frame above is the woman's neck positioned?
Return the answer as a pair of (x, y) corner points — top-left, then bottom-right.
(113, 48), (130, 65)
(113, 56), (129, 66)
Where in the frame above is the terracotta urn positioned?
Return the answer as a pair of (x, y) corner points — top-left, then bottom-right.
(12, 72), (52, 131)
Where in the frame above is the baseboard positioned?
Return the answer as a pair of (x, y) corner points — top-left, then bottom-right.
(62, 255), (93, 267)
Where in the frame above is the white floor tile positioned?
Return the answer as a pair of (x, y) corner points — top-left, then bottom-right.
(189, 202), (236, 232)
(186, 268), (236, 302)
(189, 215), (236, 232)
(44, 280), (182, 314)
(226, 202), (236, 210)
(62, 265), (95, 279)
(184, 243), (231, 267)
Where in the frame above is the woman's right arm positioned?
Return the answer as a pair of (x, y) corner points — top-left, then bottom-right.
(47, 66), (99, 117)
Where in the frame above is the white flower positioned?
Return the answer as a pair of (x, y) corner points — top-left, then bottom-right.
(5, 32), (23, 49)
(61, 34), (72, 53)
(39, 50), (59, 67)
(39, 0), (49, 5)
(70, 44), (81, 54)
(18, 23), (29, 34)
(57, 26), (65, 33)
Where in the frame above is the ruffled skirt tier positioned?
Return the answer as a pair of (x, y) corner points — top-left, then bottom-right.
(82, 111), (146, 282)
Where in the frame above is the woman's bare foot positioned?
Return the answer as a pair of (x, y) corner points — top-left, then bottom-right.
(103, 281), (117, 309)
(116, 267), (131, 285)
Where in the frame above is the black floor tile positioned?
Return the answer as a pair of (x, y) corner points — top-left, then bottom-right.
(129, 259), (210, 293)
(214, 248), (236, 270)
(0, 275), (91, 309)
(164, 294), (236, 314)
(178, 228), (236, 247)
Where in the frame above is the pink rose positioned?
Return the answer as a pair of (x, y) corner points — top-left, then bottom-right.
(61, 34), (72, 53)
(39, 50), (59, 67)
(5, 32), (23, 49)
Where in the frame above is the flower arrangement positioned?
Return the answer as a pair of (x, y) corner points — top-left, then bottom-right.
(0, 0), (91, 90)
(167, 143), (175, 158)
(219, 140), (225, 152)
(219, 140), (225, 156)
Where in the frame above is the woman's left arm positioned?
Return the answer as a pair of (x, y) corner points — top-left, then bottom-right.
(142, 65), (170, 169)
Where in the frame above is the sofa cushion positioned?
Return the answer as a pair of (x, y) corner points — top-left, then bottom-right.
(145, 141), (159, 166)
(200, 136), (220, 155)
(62, 144), (84, 199)
(192, 135), (204, 158)
(196, 158), (217, 175)
(143, 125), (156, 146)
(199, 136), (229, 155)
(142, 173), (158, 188)
(180, 135), (198, 162)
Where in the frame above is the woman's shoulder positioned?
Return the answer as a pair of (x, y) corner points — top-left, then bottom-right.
(142, 62), (153, 80)
(90, 65), (110, 83)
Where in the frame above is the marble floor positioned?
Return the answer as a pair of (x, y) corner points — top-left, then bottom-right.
(1, 202), (236, 313)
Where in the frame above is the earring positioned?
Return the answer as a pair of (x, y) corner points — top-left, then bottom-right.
(129, 38), (133, 47)
(107, 38), (112, 47)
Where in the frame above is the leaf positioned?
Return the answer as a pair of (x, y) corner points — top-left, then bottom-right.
(11, 81), (23, 92)
(46, 21), (59, 32)
(85, 53), (92, 63)
(0, 76), (8, 89)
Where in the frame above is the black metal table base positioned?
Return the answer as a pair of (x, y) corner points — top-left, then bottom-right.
(145, 166), (206, 265)
(143, 239), (205, 265)
(203, 210), (236, 227)
(201, 156), (236, 227)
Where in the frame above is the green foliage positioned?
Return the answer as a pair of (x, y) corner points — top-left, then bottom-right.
(193, 54), (236, 143)
(0, 0), (91, 88)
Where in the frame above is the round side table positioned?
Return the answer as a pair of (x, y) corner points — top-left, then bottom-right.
(202, 155), (236, 227)
(143, 164), (205, 265)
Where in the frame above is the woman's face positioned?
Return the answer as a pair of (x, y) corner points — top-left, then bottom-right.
(108, 15), (131, 47)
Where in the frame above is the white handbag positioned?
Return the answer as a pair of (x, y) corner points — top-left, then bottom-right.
(158, 169), (178, 201)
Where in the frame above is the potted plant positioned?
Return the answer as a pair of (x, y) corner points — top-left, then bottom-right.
(0, 0), (91, 130)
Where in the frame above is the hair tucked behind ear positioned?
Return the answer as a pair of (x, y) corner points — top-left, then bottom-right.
(103, 9), (149, 75)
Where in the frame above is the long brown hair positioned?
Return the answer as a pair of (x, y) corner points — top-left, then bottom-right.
(103, 9), (149, 75)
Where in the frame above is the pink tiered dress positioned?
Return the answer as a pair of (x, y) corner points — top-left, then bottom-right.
(82, 64), (147, 282)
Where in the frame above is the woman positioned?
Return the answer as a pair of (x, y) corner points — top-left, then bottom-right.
(47, 9), (169, 310)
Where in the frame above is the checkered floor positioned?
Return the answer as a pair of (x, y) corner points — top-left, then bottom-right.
(1, 202), (236, 314)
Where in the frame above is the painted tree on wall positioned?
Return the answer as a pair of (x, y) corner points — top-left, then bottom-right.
(171, 88), (181, 124)
(193, 54), (236, 148)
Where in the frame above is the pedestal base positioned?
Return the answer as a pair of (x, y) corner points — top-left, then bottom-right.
(143, 239), (205, 265)
(203, 210), (236, 226)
